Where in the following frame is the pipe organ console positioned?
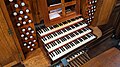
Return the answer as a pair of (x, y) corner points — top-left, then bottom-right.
(37, 15), (97, 66)
(36, 0), (97, 66)
(3, 0), (99, 66)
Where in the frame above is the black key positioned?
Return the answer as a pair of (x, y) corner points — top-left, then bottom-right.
(53, 33), (57, 36)
(57, 31), (61, 35)
(78, 16), (82, 18)
(78, 22), (83, 25)
(38, 28), (43, 33)
(44, 28), (49, 31)
(61, 47), (65, 51)
(46, 44), (50, 49)
(75, 17), (79, 20)
(61, 30), (64, 33)
(64, 45), (68, 49)
(87, 34), (91, 38)
(78, 30), (83, 34)
(56, 50), (59, 54)
(57, 49), (61, 54)
(44, 37), (47, 40)
(45, 45), (49, 49)
(69, 43), (73, 47)
(56, 40), (60, 44)
(76, 40), (80, 44)
(66, 45), (70, 49)
(83, 28), (87, 31)
(68, 44), (71, 48)
(65, 37), (68, 41)
(59, 30), (62, 34)
(90, 33), (93, 36)
(67, 20), (71, 23)
(74, 41), (78, 44)
(48, 35), (52, 38)
(53, 41), (57, 46)
(47, 35), (51, 39)
(62, 21), (68, 24)
(55, 32), (58, 36)
(66, 44), (70, 49)
(66, 35), (70, 39)
(50, 43), (54, 47)
(38, 30), (42, 34)
(50, 53), (53, 57)
(53, 42), (57, 46)
(69, 27), (72, 30)
(42, 37), (46, 41)
(74, 24), (79, 27)
(59, 23), (63, 26)
(69, 34), (72, 37)
(43, 28), (47, 32)
(55, 50), (58, 55)
(58, 39), (61, 43)
(63, 47), (66, 51)
(47, 27), (50, 31)
(82, 36), (86, 40)
(53, 42), (56, 46)
(79, 38), (83, 42)
(70, 25), (75, 29)
(58, 49), (61, 53)
(70, 33), (75, 37)
(71, 18), (75, 21)
(71, 42), (75, 46)
(74, 32), (79, 35)
(84, 36), (88, 39)
(59, 30), (63, 34)
(56, 50), (59, 55)
(63, 29), (67, 32)
(77, 39), (81, 43)
(66, 27), (70, 31)
(38, 29), (43, 33)
(52, 52), (55, 57)
(62, 38), (65, 41)
(53, 25), (58, 28)
(86, 27), (90, 30)
(61, 38), (65, 42)
(49, 26), (54, 29)
(61, 47), (64, 52)
(51, 34), (54, 38)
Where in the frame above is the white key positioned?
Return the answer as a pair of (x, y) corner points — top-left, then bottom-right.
(40, 18), (84, 36)
(46, 29), (92, 52)
(43, 23), (87, 44)
(49, 35), (96, 61)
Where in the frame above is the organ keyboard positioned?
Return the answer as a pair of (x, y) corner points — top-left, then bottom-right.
(37, 15), (96, 63)
(37, 16), (84, 36)
(48, 33), (96, 61)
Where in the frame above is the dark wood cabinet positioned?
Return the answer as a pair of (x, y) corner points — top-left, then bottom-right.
(108, 0), (120, 39)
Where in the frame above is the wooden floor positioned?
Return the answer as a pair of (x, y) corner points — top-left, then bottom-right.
(20, 47), (120, 67)
(82, 48), (120, 67)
